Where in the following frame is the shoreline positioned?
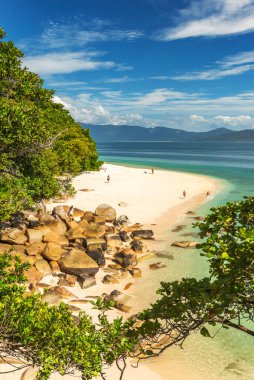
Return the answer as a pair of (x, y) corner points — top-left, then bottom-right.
(5, 163), (224, 380)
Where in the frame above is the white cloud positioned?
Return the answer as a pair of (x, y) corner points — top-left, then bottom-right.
(102, 76), (136, 83)
(53, 88), (254, 131)
(135, 88), (190, 106)
(169, 49), (254, 81)
(219, 51), (254, 67)
(171, 64), (254, 81)
(190, 114), (207, 122)
(158, 0), (254, 40)
(100, 91), (122, 98)
(214, 115), (253, 126)
(23, 52), (125, 75)
(41, 21), (143, 49)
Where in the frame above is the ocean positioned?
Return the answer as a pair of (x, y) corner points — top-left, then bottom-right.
(97, 141), (254, 380)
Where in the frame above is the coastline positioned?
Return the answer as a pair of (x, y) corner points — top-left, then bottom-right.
(48, 163), (222, 380)
(5, 163), (224, 380)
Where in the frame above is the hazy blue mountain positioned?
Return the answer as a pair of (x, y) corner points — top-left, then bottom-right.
(80, 123), (254, 142)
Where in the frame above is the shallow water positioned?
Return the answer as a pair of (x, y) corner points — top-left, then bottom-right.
(97, 141), (254, 379)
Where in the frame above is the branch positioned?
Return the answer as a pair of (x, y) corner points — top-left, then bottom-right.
(219, 320), (254, 337)
(0, 169), (22, 178)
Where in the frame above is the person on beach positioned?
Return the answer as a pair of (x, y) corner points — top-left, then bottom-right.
(107, 175), (110, 183)
(206, 191), (210, 196)
(183, 190), (186, 198)
(151, 168), (154, 174)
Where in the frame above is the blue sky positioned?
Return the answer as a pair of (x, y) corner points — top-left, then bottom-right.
(1, 0), (254, 131)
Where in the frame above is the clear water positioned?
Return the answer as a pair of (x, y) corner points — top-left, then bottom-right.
(97, 141), (254, 379)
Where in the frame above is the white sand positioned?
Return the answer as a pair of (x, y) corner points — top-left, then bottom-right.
(48, 163), (218, 226)
(3, 164), (221, 380)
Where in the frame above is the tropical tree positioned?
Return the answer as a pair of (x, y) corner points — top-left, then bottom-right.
(0, 27), (101, 221)
(134, 196), (254, 360)
(1, 197), (254, 379)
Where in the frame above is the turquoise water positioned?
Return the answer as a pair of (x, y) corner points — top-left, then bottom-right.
(97, 141), (254, 379)
(97, 141), (254, 206)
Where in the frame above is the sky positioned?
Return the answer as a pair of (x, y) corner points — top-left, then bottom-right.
(1, 0), (254, 131)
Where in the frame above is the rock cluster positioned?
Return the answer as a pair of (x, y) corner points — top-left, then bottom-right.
(0, 204), (154, 292)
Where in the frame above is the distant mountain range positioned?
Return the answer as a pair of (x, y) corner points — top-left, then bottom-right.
(80, 123), (254, 143)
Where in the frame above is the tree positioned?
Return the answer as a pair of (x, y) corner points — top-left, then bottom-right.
(0, 27), (101, 221)
(134, 196), (254, 360)
(1, 197), (254, 379)
(0, 252), (137, 380)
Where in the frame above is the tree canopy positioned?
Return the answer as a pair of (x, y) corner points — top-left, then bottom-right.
(1, 197), (254, 379)
(135, 196), (254, 358)
(0, 27), (101, 221)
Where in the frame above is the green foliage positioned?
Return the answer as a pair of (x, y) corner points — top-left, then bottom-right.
(135, 196), (254, 355)
(0, 27), (101, 221)
(0, 253), (137, 379)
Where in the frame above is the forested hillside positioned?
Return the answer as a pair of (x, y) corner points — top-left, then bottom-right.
(0, 28), (101, 221)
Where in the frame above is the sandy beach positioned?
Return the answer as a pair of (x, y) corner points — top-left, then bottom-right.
(48, 163), (219, 227)
(4, 164), (221, 380)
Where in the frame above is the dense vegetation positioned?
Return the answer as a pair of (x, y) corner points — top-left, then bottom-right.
(0, 28), (101, 221)
(1, 197), (254, 379)
(1, 26), (254, 380)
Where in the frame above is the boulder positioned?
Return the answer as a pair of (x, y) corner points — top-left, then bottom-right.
(46, 220), (67, 235)
(10, 251), (36, 266)
(78, 219), (89, 229)
(66, 226), (85, 241)
(171, 241), (198, 248)
(39, 213), (55, 224)
(25, 242), (46, 256)
(41, 292), (62, 305)
(49, 260), (61, 272)
(129, 267), (142, 278)
(24, 266), (43, 284)
(26, 229), (43, 244)
(115, 303), (131, 313)
(102, 274), (119, 284)
(35, 259), (52, 275)
(87, 247), (105, 267)
(73, 208), (85, 219)
(95, 204), (116, 222)
(46, 286), (76, 299)
(81, 211), (94, 223)
(114, 249), (137, 268)
(131, 230), (154, 240)
(84, 238), (107, 251)
(65, 220), (79, 230)
(58, 273), (77, 287)
(130, 240), (143, 253)
(115, 215), (130, 226)
(43, 231), (69, 246)
(104, 225), (116, 234)
(0, 243), (13, 253)
(83, 223), (106, 238)
(0, 229), (27, 245)
(149, 262), (166, 270)
(36, 225), (52, 237)
(77, 275), (96, 289)
(119, 230), (129, 242)
(105, 234), (123, 248)
(171, 225), (186, 232)
(92, 215), (106, 225)
(0, 243), (26, 254)
(58, 248), (99, 277)
(42, 242), (62, 261)
(52, 205), (68, 221)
